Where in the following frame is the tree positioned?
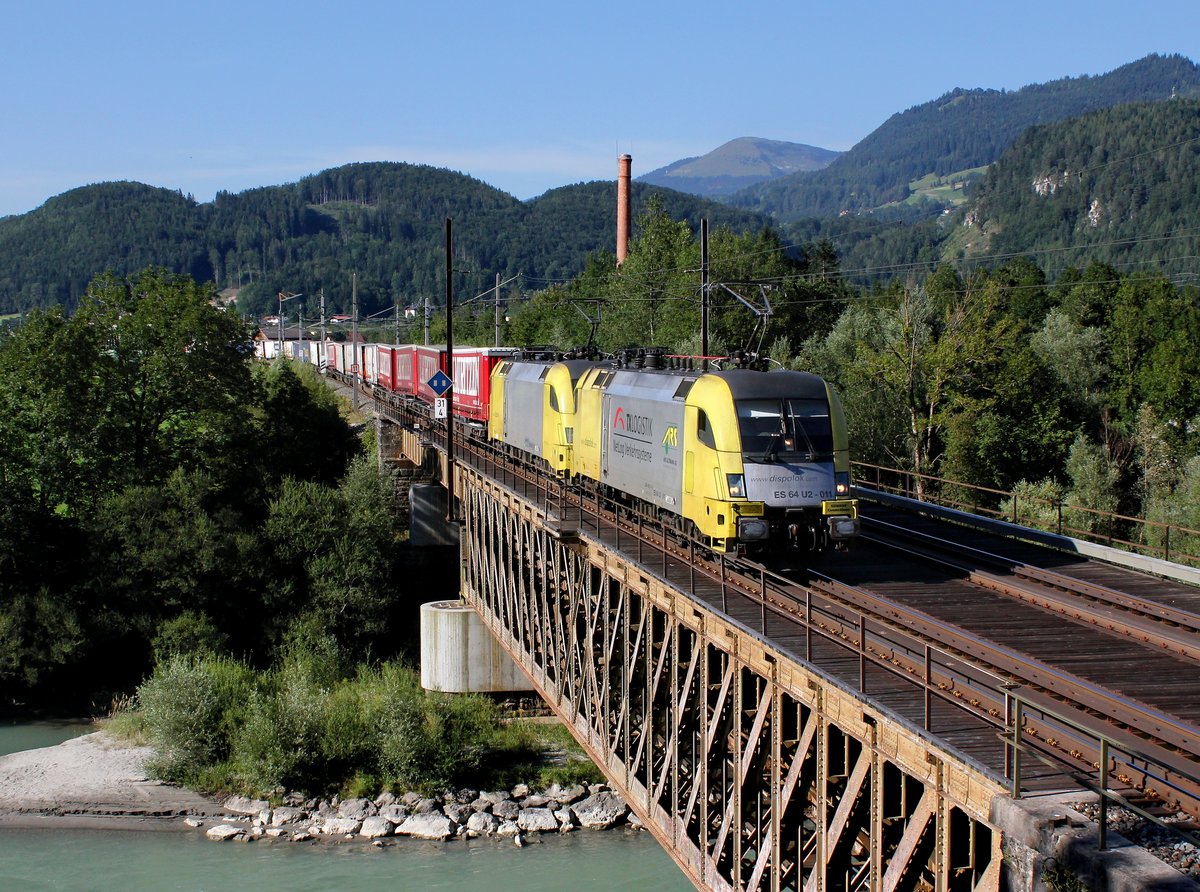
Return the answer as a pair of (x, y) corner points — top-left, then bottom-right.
(261, 459), (402, 653)
(0, 488), (88, 691)
(255, 359), (362, 487)
(602, 195), (700, 351)
(73, 269), (258, 496)
(0, 309), (99, 513)
(0, 268), (371, 700)
(871, 282), (1014, 493)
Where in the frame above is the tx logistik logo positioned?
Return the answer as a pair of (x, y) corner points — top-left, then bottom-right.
(661, 425), (678, 455)
(613, 407), (653, 437)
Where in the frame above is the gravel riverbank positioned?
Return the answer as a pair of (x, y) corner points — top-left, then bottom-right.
(0, 731), (638, 846)
(0, 731), (222, 825)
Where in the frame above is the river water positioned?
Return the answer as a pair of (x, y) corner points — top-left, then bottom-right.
(0, 722), (691, 892)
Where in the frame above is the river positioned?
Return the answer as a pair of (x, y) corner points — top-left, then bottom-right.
(0, 721), (692, 892)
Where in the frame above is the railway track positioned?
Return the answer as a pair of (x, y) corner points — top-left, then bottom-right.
(861, 509), (1200, 662)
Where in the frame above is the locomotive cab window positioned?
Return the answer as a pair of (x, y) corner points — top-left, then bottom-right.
(737, 399), (833, 461)
(696, 410), (715, 449)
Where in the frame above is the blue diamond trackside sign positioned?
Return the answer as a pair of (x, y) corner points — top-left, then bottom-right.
(427, 370), (453, 397)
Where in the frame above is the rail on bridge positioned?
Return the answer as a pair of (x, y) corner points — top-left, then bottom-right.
(380, 406), (1004, 892)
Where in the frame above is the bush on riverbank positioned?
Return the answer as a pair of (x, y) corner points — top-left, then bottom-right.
(129, 641), (600, 799)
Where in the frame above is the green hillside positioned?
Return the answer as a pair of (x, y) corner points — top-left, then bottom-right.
(804, 98), (1200, 285)
(961, 97), (1200, 276)
(0, 162), (767, 317)
(735, 54), (1200, 221)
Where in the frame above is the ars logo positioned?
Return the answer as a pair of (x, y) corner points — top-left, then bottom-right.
(661, 425), (678, 454)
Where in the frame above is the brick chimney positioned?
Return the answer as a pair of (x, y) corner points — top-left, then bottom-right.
(616, 154), (632, 266)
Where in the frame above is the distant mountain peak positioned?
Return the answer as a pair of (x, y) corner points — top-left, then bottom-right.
(638, 137), (841, 199)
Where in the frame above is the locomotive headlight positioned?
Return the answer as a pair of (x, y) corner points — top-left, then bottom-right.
(726, 474), (746, 499)
(835, 471), (850, 495)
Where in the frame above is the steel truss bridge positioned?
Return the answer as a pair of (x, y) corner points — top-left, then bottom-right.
(379, 407), (1008, 892)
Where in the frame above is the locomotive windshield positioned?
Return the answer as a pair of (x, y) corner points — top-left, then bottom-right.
(736, 398), (834, 462)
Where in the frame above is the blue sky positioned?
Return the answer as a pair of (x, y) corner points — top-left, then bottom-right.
(2, 0), (1196, 218)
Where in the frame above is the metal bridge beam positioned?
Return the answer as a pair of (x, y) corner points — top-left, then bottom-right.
(457, 462), (1003, 892)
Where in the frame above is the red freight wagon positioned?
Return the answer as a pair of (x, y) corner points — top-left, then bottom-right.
(393, 345), (418, 396)
(414, 346), (446, 403)
(450, 347), (517, 422)
(376, 345), (397, 392)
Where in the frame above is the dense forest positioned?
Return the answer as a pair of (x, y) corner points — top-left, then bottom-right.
(962, 98), (1200, 274)
(0, 164), (765, 320)
(0, 269), (393, 703)
(733, 53), (1200, 220)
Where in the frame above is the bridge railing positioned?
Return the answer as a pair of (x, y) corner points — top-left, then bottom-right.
(853, 461), (1200, 567)
(1006, 688), (1200, 851)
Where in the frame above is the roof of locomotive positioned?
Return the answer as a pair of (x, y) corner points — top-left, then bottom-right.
(598, 364), (829, 399)
(707, 369), (828, 400)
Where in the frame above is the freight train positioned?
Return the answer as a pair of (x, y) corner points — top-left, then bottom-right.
(258, 338), (859, 554)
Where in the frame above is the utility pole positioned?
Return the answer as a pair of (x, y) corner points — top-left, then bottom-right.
(319, 289), (326, 371)
(424, 296), (431, 346)
(395, 302), (401, 346)
(701, 218), (710, 371)
(350, 272), (359, 410)
(444, 218), (455, 522)
(494, 272), (502, 347)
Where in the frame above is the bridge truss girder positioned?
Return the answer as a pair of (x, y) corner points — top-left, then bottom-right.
(460, 467), (1003, 892)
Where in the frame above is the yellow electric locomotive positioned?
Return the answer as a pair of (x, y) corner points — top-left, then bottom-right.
(488, 350), (598, 474)
(490, 352), (859, 554)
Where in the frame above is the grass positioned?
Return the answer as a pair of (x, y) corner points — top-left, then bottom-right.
(99, 696), (151, 746)
(475, 718), (605, 791)
(906, 166), (989, 207)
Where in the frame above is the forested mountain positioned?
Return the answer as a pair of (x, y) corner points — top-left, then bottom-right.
(4, 54), (1197, 316)
(0, 162), (766, 318)
(638, 137), (840, 198)
(734, 54), (1200, 221)
(0, 183), (212, 310)
(804, 98), (1200, 285)
(959, 97), (1200, 275)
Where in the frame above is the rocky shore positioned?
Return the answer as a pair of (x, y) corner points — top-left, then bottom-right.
(0, 730), (639, 848)
(203, 783), (639, 844)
